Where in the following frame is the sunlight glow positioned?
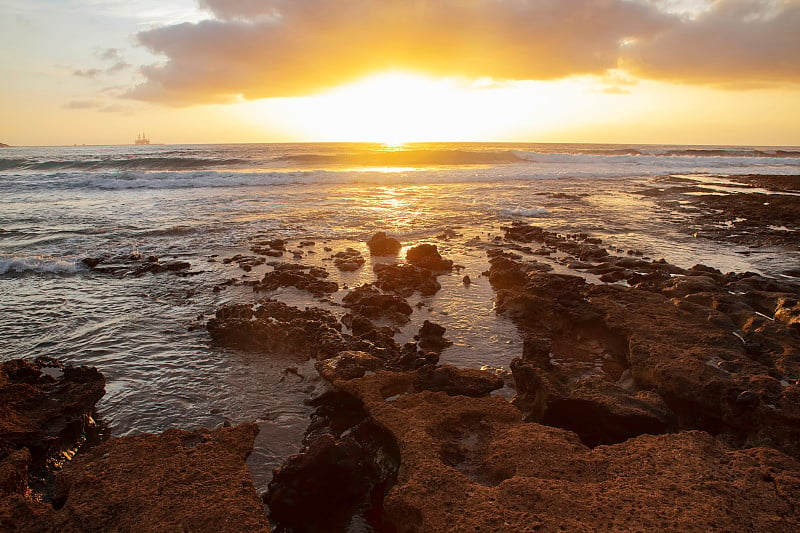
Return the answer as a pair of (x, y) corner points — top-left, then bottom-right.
(233, 70), (800, 146)
(243, 71), (602, 143)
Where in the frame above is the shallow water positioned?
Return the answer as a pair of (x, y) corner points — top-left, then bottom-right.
(1, 142), (797, 492)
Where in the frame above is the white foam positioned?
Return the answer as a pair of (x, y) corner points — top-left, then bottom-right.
(0, 256), (84, 275)
(501, 206), (549, 217)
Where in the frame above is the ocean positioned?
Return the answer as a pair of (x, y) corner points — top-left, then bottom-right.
(1, 142), (798, 491)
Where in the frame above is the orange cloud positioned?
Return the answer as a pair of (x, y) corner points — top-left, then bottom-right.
(127, 0), (799, 105)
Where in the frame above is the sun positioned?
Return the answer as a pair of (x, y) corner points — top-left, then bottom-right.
(247, 71), (510, 144)
(240, 70), (616, 144)
(318, 71), (458, 145)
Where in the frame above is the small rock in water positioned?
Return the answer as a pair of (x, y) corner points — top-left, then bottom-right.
(462, 275), (472, 286)
(367, 232), (402, 255)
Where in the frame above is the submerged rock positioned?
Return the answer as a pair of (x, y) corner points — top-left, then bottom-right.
(82, 255), (192, 277)
(332, 248), (366, 271)
(252, 266), (338, 295)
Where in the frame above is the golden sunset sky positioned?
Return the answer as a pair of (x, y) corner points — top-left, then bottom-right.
(1, 0), (799, 146)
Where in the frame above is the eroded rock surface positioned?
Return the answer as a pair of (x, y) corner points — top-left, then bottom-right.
(2, 424), (269, 533)
(324, 371), (800, 532)
(487, 241), (800, 455)
(0, 358), (105, 498)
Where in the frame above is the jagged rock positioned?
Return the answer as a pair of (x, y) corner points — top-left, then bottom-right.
(252, 266), (338, 295)
(208, 299), (398, 360)
(82, 255), (191, 277)
(415, 320), (453, 354)
(333, 248), (366, 271)
(373, 263), (441, 297)
(405, 244), (453, 271)
(316, 351), (385, 382)
(367, 232), (402, 256)
(490, 250), (800, 457)
(412, 365), (503, 398)
(342, 285), (413, 323)
(208, 299), (345, 357)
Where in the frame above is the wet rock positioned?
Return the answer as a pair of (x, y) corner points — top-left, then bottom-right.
(342, 285), (413, 323)
(316, 351), (385, 382)
(415, 320), (453, 354)
(208, 299), (398, 360)
(412, 365), (503, 398)
(405, 244), (453, 271)
(2, 424), (269, 532)
(332, 248), (366, 271)
(367, 232), (402, 256)
(266, 434), (380, 532)
(208, 299), (346, 358)
(222, 254), (266, 272)
(491, 253), (800, 457)
(0, 358), (105, 485)
(374, 263), (441, 297)
(267, 389), (399, 533)
(82, 255), (192, 277)
(252, 266), (338, 295)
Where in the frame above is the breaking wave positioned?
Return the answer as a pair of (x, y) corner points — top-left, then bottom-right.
(0, 157), (251, 172)
(0, 256), (84, 276)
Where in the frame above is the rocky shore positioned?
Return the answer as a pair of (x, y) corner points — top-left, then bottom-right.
(2, 174), (799, 531)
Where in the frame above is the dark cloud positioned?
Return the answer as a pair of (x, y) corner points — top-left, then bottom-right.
(623, 0), (800, 84)
(127, 0), (799, 105)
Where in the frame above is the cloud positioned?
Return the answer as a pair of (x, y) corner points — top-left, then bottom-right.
(128, 0), (671, 104)
(72, 48), (132, 79)
(73, 68), (103, 79)
(622, 0), (800, 85)
(127, 0), (800, 105)
(97, 47), (123, 61)
(63, 100), (99, 109)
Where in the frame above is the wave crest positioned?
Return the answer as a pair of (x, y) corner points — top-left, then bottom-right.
(0, 256), (84, 275)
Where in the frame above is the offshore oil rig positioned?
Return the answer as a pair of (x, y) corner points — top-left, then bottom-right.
(134, 133), (150, 145)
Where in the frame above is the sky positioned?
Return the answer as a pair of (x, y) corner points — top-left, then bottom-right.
(1, 0), (799, 146)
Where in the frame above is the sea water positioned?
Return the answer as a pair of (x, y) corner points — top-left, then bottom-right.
(1, 142), (798, 490)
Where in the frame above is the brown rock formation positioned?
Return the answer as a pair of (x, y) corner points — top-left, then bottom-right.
(405, 243), (454, 271)
(487, 247), (800, 455)
(367, 232), (402, 255)
(327, 371), (800, 532)
(373, 263), (441, 296)
(2, 424), (269, 533)
(0, 357), (105, 495)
